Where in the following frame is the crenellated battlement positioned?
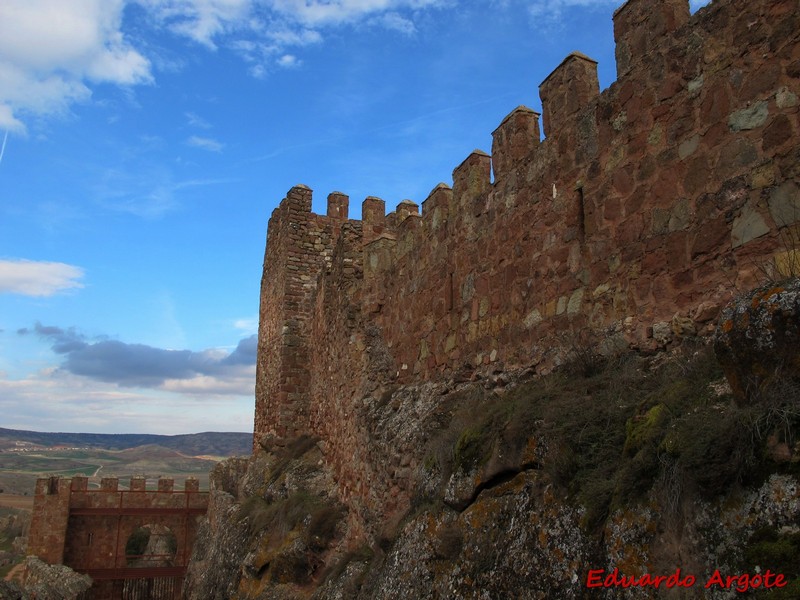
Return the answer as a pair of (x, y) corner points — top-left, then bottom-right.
(254, 0), (800, 522)
(539, 52), (599, 138)
(613, 0), (690, 77)
(27, 474), (207, 578)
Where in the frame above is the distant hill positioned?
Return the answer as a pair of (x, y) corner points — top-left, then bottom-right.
(0, 428), (251, 457)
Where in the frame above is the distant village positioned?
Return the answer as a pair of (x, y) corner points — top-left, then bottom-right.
(1, 443), (91, 453)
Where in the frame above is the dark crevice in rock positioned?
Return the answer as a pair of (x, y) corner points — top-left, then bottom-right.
(458, 461), (541, 513)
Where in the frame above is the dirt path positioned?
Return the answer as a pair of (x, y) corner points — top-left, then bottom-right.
(0, 495), (33, 511)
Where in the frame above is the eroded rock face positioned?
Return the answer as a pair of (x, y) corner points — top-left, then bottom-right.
(20, 557), (92, 600)
(343, 474), (800, 600)
(0, 581), (25, 600)
(187, 346), (800, 599)
(714, 277), (800, 402)
(358, 472), (591, 600)
(184, 439), (346, 600)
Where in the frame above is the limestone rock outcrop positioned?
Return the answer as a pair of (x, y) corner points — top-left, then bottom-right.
(19, 557), (92, 600)
(715, 277), (800, 402)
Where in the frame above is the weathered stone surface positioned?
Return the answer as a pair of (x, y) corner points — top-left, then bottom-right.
(768, 181), (800, 228)
(731, 204), (770, 248)
(714, 277), (800, 402)
(21, 557), (92, 600)
(254, 0), (800, 466)
(728, 101), (769, 131)
(185, 441), (346, 600)
(183, 487), (248, 600)
(0, 581), (25, 600)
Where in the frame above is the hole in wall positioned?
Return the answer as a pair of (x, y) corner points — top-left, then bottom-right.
(125, 524), (178, 567)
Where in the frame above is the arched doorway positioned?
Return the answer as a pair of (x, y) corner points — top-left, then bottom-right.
(123, 524), (179, 599)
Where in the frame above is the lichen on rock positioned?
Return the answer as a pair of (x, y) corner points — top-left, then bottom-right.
(714, 277), (800, 403)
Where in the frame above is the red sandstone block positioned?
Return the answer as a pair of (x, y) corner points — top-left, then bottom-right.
(690, 215), (728, 259)
(642, 248), (667, 274)
(666, 231), (690, 269)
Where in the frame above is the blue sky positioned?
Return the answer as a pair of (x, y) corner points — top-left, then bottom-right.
(0, 0), (710, 435)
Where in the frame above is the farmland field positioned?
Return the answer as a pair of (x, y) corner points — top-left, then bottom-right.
(0, 428), (251, 496)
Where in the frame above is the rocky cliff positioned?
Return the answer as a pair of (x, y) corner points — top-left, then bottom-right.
(186, 279), (800, 598)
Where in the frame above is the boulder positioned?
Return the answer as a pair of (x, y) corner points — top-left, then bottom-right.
(21, 557), (92, 600)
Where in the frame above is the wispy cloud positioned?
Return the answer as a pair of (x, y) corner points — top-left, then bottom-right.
(276, 54), (301, 68)
(0, 130), (7, 164)
(145, 0), (448, 76)
(233, 317), (258, 334)
(267, 0), (447, 28)
(187, 134), (224, 152)
(137, 0), (253, 49)
(185, 111), (212, 128)
(92, 161), (232, 218)
(0, 259), (85, 296)
(525, 0), (617, 21)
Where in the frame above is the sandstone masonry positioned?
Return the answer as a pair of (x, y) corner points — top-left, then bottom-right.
(254, 0), (800, 528)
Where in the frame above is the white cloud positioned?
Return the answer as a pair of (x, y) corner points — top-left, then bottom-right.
(0, 103), (25, 134)
(0, 369), (252, 433)
(263, 28), (323, 47)
(143, 0), (446, 75)
(277, 54), (301, 68)
(0, 0), (152, 133)
(187, 135), (224, 151)
(161, 369), (255, 396)
(233, 317), (258, 333)
(375, 12), (417, 35)
(0, 259), (85, 297)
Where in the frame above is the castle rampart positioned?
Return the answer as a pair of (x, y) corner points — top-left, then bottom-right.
(27, 475), (208, 599)
(255, 0), (800, 523)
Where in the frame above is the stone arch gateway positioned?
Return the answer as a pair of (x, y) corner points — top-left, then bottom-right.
(27, 475), (208, 600)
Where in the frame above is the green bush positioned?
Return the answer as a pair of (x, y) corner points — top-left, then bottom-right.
(453, 427), (488, 472)
(415, 340), (797, 536)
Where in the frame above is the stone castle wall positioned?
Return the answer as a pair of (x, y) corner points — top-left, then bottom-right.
(254, 0), (800, 523)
